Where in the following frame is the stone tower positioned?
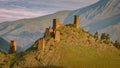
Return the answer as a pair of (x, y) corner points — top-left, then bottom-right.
(38, 38), (45, 51)
(44, 27), (54, 38)
(53, 18), (60, 31)
(55, 30), (60, 41)
(44, 28), (50, 38)
(9, 40), (16, 54)
(74, 15), (80, 28)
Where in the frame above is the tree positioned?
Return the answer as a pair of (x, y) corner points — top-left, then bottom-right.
(114, 40), (120, 49)
(106, 34), (110, 40)
(101, 33), (106, 40)
(101, 33), (110, 41)
(94, 32), (98, 40)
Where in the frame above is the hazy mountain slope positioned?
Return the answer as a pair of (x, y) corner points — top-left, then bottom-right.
(0, 0), (120, 52)
(11, 25), (120, 68)
(99, 22), (120, 41)
(64, 0), (120, 41)
(0, 37), (9, 52)
(0, 11), (70, 52)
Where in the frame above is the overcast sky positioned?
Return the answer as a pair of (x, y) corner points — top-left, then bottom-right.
(0, 0), (99, 23)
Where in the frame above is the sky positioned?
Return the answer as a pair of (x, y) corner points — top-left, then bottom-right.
(0, 0), (99, 23)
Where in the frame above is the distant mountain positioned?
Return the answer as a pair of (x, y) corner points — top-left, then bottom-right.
(0, 0), (120, 52)
(0, 11), (70, 52)
(0, 37), (9, 52)
(64, 0), (120, 41)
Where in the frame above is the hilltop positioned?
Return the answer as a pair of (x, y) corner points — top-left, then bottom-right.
(64, 0), (120, 41)
(12, 24), (120, 68)
(0, 17), (120, 68)
(0, 0), (120, 52)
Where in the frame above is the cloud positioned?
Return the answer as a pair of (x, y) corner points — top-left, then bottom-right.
(0, 0), (99, 10)
(0, 9), (46, 17)
(0, 8), (54, 22)
(0, 0), (99, 23)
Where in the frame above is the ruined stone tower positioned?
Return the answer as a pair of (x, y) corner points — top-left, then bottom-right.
(74, 15), (80, 28)
(44, 28), (50, 38)
(44, 18), (62, 42)
(55, 30), (60, 41)
(44, 27), (54, 38)
(9, 40), (16, 54)
(38, 38), (45, 51)
(53, 18), (60, 31)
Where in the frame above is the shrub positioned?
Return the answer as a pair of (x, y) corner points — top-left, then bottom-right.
(94, 32), (98, 40)
(114, 40), (120, 49)
(101, 33), (110, 41)
(65, 24), (75, 27)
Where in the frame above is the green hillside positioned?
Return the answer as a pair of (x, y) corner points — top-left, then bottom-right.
(0, 24), (120, 68)
(0, 50), (14, 68)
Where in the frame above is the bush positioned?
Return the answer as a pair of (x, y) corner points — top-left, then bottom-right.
(114, 40), (120, 49)
(101, 33), (110, 41)
(65, 24), (75, 27)
(94, 32), (98, 40)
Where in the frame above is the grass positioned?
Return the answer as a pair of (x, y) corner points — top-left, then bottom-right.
(1, 24), (120, 68)
(55, 25), (120, 68)
(59, 44), (120, 68)
(0, 52), (15, 68)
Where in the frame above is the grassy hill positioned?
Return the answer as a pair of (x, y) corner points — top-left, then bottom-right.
(0, 50), (15, 68)
(0, 24), (119, 68)
(0, 0), (120, 53)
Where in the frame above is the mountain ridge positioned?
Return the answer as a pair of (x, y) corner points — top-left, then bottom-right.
(64, 0), (120, 41)
(0, 0), (120, 52)
(0, 21), (120, 68)
(0, 10), (70, 52)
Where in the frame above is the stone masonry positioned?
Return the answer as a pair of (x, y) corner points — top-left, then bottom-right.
(7, 15), (81, 53)
(44, 27), (54, 38)
(74, 15), (80, 28)
(44, 28), (50, 38)
(38, 38), (45, 51)
(55, 30), (60, 41)
(9, 40), (16, 54)
(53, 18), (60, 31)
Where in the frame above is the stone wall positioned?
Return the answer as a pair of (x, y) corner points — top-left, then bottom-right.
(55, 30), (60, 42)
(37, 38), (45, 51)
(44, 27), (54, 38)
(53, 18), (60, 31)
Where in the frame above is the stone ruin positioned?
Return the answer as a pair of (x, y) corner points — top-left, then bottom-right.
(44, 18), (62, 42)
(37, 15), (80, 51)
(53, 18), (60, 31)
(74, 15), (80, 28)
(8, 15), (80, 53)
(44, 27), (54, 38)
(9, 40), (16, 54)
(55, 30), (60, 42)
(37, 38), (45, 51)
